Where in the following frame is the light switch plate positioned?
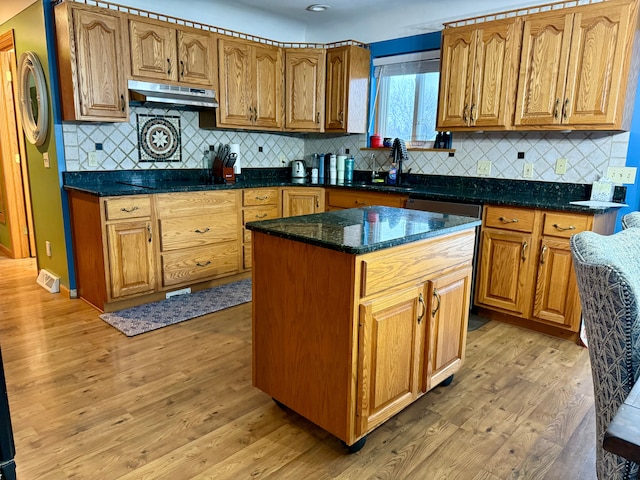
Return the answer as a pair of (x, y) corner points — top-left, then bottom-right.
(43, 152), (49, 168)
(88, 151), (98, 167)
(523, 163), (534, 178)
(555, 158), (567, 175)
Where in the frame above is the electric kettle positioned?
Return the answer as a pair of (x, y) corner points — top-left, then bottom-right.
(291, 160), (306, 179)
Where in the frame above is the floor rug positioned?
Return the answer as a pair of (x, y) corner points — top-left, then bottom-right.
(100, 279), (252, 337)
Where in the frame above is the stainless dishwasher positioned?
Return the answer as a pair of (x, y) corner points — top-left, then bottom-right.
(405, 198), (482, 311)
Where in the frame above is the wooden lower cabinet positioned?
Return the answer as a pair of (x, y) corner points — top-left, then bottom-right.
(325, 188), (408, 211)
(106, 220), (155, 298)
(241, 188), (281, 270)
(252, 228), (476, 448)
(282, 187), (324, 216)
(476, 205), (616, 334)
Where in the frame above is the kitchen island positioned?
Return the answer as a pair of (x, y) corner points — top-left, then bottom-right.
(246, 206), (481, 451)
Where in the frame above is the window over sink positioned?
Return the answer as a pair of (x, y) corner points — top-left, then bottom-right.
(372, 50), (440, 146)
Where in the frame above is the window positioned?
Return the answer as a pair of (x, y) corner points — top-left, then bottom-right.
(372, 51), (440, 145)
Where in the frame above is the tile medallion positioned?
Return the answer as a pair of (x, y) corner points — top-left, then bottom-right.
(137, 114), (182, 162)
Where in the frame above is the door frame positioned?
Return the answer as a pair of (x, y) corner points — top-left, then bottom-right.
(0, 29), (35, 258)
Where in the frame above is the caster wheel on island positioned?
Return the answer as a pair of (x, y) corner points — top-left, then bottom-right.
(439, 374), (454, 387)
(342, 436), (367, 454)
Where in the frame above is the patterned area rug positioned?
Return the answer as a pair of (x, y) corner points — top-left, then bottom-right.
(100, 279), (252, 337)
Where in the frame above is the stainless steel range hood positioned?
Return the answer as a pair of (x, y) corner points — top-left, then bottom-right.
(128, 80), (218, 109)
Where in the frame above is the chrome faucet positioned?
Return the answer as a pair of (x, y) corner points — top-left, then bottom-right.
(391, 138), (408, 185)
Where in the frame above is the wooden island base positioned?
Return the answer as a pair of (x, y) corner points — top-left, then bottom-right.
(251, 221), (477, 450)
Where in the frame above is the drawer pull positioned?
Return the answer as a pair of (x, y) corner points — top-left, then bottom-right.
(255, 213), (268, 219)
(499, 216), (519, 224)
(196, 261), (211, 267)
(540, 244), (547, 265)
(194, 228), (210, 234)
(255, 195), (268, 201)
(431, 289), (441, 318)
(417, 292), (426, 324)
(552, 223), (576, 232)
(120, 206), (139, 213)
(355, 200), (367, 206)
(521, 240), (528, 261)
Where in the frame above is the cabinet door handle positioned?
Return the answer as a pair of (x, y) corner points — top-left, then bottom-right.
(147, 224), (152, 243)
(540, 244), (547, 265)
(196, 260), (211, 267)
(255, 213), (268, 219)
(417, 292), (426, 324)
(355, 200), (367, 205)
(470, 103), (477, 123)
(167, 58), (172, 75)
(255, 195), (268, 201)
(120, 206), (139, 213)
(431, 289), (441, 318)
(498, 216), (519, 224)
(552, 223), (576, 231)
(463, 104), (470, 124)
(339, 110), (344, 126)
(316, 195), (319, 208)
(194, 227), (210, 234)
(521, 240), (528, 261)
(317, 111), (320, 124)
(120, 94), (126, 112)
(563, 98), (570, 121)
(180, 60), (185, 78)
(553, 98), (560, 119)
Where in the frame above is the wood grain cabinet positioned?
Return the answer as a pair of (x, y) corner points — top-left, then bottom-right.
(67, 192), (156, 311)
(54, 2), (128, 121)
(325, 188), (407, 211)
(514, 0), (639, 129)
(437, 17), (522, 130)
(241, 188), (281, 270)
(128, 17), (217, 87)
(213, 37), (283, 130)
(325, 45), (370, 133)
(155, 191), (240, 288)
(284, 48), (326, 131)
(282, 187), (324, 217)
(476, 205), (616, 334)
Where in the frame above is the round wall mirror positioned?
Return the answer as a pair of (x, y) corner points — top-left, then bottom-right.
(17, 51), (48, 146)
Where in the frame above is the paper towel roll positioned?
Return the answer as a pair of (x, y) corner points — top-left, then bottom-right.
(229, 143), (241, 173)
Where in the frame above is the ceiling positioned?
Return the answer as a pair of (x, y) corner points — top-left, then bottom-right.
(2, 0), (554, 28)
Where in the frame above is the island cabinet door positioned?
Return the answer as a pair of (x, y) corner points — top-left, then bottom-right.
(357, 284), (426, 437)
(424, 266), (472, 391)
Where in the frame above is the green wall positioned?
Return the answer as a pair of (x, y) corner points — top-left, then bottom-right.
(0, 1), (69, 286)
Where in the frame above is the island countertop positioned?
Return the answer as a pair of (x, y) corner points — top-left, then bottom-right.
(245, 205), (482, 255)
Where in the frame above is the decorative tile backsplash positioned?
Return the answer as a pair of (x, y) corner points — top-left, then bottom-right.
(63, 106), (629, 184)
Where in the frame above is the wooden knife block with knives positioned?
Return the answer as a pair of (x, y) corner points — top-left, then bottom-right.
(211, 144), (236, 184)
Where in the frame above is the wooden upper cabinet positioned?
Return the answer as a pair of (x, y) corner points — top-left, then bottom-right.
(54, 2), (128, 121)
(128, 17), (216, 87)
(515, 0), (638, 129)
(285, 48), (326, 131)
(216, 37), (282, 130)
(438, 17), (522, 130)
(325, 45), (370, 134)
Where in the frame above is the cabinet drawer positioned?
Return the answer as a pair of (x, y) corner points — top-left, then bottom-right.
(542, 212), (590, 238)
(159, 214), (238, 251)
(243, 188), (280, 206)
(156, 191), (237, 217)
(360, 231), (475, 298)
(326, 190), (407, 209)
(161, 243), (239, 287)
(243, 205), (280, 224)
(484, 206), (536, 232)
(104, 196), (151, 220)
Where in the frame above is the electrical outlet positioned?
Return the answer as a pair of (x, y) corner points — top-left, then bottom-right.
(523, 163), (534, 178)
(555, 158), (567, 175)
(88, 151), (98, 167)
(280, 155), (287, 166)
(477, 160), (492, 176)
(43, 152), (50, 168)
(607, 166), (637, 184)
(45, 241), (52, 257)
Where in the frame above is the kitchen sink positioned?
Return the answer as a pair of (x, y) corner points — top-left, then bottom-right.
(352, 183), (415, 192)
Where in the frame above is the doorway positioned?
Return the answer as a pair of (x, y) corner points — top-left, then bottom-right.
(0, 30), (35, 258)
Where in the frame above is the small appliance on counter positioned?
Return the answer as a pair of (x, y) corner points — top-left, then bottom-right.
(291, 159), (306, 183)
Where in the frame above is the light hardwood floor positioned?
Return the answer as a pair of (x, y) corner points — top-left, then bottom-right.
(0, 254), (597, 479)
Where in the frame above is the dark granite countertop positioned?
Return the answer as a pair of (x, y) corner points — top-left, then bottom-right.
(246, 206), (482, 254)
(62, 168), (626, 214)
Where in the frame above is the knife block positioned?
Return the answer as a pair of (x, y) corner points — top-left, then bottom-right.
(222, 167), (236, 184)
(212, 158), (236, 184)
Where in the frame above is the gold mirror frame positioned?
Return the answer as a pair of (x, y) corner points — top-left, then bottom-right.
(17, 51), (48, 146)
